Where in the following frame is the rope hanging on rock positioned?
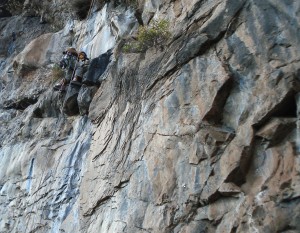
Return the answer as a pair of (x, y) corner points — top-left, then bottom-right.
(79, 0), (96, 58)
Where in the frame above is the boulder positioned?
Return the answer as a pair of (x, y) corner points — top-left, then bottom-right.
(62, 82), (81, 116)
(12, 30), (72, 76)
(77, 85), (98, 116)
(83, 49), (112, 85)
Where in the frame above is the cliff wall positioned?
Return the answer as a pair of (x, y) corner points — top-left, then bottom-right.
(0, 0), (299, 232)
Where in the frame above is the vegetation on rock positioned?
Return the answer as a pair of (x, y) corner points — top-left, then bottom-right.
(123, 19), (171, 53)
(51, 64), (65, 82)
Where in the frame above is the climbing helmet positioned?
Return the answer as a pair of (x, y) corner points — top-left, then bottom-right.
(65, 47), (78, 57)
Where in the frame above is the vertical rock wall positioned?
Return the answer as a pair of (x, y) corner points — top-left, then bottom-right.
(0, 0), (299, 232)
(82, 0), (300, 232)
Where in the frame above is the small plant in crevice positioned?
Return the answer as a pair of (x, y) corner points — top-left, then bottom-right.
(51, 64), (64, 82)
(122, 19), (171, 53)
(7, 0), (24, 15)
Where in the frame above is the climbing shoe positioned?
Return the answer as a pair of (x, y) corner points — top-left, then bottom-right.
(70, 81), (82, 86)
(53, 84), (62, 91)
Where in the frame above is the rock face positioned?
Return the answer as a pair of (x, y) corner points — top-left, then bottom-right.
(0, 0), (300, 233)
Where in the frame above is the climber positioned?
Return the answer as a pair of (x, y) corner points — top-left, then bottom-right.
(71, 51), (90, 83)
(54, 47), (78, 91)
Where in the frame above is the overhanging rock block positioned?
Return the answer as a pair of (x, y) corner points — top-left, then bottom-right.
(83, 49), (112, 85)
(63, 82), (81, 116)
(77, 85), (98, 116)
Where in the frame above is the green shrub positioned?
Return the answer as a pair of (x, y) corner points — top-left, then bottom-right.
(7, 0), (24, 15)
(123, 19), (171, 53)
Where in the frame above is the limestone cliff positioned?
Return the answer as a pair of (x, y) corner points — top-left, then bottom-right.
(0, 0), (300, 232)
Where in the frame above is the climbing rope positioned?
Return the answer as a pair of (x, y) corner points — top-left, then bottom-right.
(86, 0), (97, 59)
(75, 0), (96, 59)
